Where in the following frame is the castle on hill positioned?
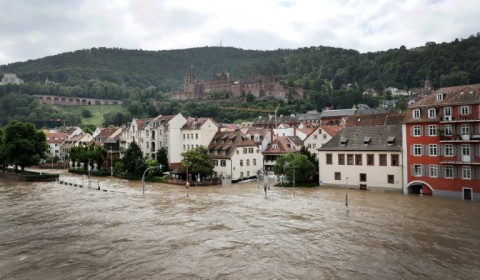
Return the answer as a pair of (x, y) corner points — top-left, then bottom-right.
(172, 67), (303, 101)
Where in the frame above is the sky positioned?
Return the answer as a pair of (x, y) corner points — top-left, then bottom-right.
(0, 0), (478, 66)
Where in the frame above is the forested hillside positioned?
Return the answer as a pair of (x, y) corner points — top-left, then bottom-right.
(0, 34), (479, 127)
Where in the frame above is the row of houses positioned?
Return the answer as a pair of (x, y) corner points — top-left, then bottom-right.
(44, 84), (480, 201)
(317, 84), (480, 201)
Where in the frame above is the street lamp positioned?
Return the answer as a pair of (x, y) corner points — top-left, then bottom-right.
(345, 176), (349, 214)
(141, 164), (163, 194)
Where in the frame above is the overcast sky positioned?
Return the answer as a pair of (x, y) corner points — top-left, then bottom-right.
(0, 0), (478, 66)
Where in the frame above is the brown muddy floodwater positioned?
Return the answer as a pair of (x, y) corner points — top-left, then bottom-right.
(1, 173), (480, 280)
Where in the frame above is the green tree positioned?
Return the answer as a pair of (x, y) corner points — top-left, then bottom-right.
(3, 121), (48, 172)
(273, 152), (316, 184)
(299, 146), (319, 172)
(0, 128), (6, 170)
(122, 141), (145, 176)
(81, 109), (92, 118)
(156, 146), (169, 173)
(181, 146), (214, 179)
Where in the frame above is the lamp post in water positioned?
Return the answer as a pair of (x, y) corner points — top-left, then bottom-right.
(141, 164), (162, 194)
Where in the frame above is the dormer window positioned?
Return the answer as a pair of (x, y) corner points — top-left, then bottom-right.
(387, 136), (395, 145)
(272, 144), (278, 150)
(363, 137), (371, 144)
(254, 134), (260, 141)
(413, 109), (421, 119)
(340, 137), (348, 145)
(428, 108), (436, 119)
(436, 93), (444, 101)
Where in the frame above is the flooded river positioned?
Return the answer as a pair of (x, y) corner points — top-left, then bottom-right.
(1, 173), (479, 279)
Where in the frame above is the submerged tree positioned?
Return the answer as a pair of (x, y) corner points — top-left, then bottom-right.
(3, 121), (48, 172)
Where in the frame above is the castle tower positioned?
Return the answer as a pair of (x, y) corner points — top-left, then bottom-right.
(184, 66), (196, 94)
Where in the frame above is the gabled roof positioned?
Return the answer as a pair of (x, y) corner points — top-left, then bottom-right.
(321, 109), (356, 118)
(208, 130), (257, 159)
(321, 125), (343, 137)
(263, 136), (299, 155)
(318, 124), (402, 151)
(403, 84), (480, 123)
(44, 132), (67, 144)
(346, 112), (404, 127)
(182, 117), (216, 130)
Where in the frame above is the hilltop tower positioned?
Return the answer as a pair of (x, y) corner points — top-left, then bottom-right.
(184, 66), (196, 94)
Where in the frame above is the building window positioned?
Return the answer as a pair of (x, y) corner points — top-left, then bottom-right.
(253, 159), (256, 166)
(240, 160), (243, 166)
(338, 154), (345, 165)
(442, 124), (453, 136)
(249, 148), (254, 153)
(445, 165), (454, 178)
(413, 164), (423, 177)
(459, 105), (470, 116)
(243, 148), (247, 154)
(326, 153), (333, 165)
(355, 154), (362, 165)
(335, 172), (341, 180)
(347, 154), (354, 165)
(412, 126), (422, 136)
(428, 108), (436, 119)
(246, 159), (250, 166)
(360, 173), (366, 182)
(213, 160), (218, 166)
(236, 150), (239, 155)
(444, 144), (454, 156)
(391, 154), (399, 166)
(379, 154), (387, 166)
(183, 145), (186, 150)
(462, 166), (471, 179)
(196, 133), (198, 139)
(413, 109), (421, 119)
(428, 144), (438, 156)
(387, 175), (394, 184)
(443, 107), (452, 117)
(461, 124), (470, 136)
(436, 93), (443, 101)
(413, 144), (423, 156)
(462, 166), (472, 180)
(221, 160), (226, 167)
(367, 154), (374, 166)
(429, 164), (438, 177)
(428, 125), (437, 136)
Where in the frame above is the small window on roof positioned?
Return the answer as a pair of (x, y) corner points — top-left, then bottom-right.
(340, 137), (348, 145)
(363, 137), (371, 144)
(387, 136), (395, 145)
(436, 93), (444, 101)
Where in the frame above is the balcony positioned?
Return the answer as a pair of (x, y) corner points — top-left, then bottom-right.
(439, 155), (480, 165)
(440, 134), (480, 143)
(439, 114), (480, 123)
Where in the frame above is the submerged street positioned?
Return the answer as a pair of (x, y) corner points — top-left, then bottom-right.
(1, 174), (479, 279)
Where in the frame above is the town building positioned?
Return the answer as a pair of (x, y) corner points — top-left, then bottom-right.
(44, 131), (67, 158)
(402, 84), (480, 200)
(181, 117), (219, 153)
(318, 124), (403, 191)
(0, 73), (24, 85)
(208, 130), (263, 181)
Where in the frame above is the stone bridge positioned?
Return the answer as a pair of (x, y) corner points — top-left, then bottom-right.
(35, 95), (123, 106)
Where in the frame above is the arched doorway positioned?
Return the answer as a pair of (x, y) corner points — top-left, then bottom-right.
(407, 181), (433, 195)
